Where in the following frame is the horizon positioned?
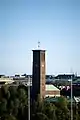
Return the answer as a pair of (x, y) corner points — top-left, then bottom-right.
(0, 72), (79, 77)
(0, 0), (80, 75)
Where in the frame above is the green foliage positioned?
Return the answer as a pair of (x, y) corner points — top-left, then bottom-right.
(0, 85), (28, 120)
(32, 112), (49, 120)
(9, 86), (17, 100)
(43, 101), (56, 120)
(57, 96), (68, 108)
(2, 114), (17, 120)
(0, 98), (7, 115)
(0, 85), (80, 120)
(0, 85), (9, 99)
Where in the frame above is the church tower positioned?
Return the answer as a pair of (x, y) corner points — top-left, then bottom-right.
(32, 48), (46, 101)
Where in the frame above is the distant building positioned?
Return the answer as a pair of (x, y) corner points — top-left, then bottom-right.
(74, 96), (80, 103)
(0, 75), (5, 78)
(45, 84), (60, 97)
(0, 78), (14, 86)
(55, 74), (75, 80)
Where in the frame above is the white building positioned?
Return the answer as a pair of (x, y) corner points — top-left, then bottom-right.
(45, 84), (60, 97)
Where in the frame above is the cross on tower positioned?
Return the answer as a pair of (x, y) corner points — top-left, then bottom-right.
(38, 41), (40, 49)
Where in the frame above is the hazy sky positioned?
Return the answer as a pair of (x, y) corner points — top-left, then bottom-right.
(0, 0), (80, 76)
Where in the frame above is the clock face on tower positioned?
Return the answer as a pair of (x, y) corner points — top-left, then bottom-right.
(42, 64), (44, 67)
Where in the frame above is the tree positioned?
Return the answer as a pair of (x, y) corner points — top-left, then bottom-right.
(32, 112), (49, 120)
(0, 85), (28, 120)
(0, 98), (7, 116)
(0, 85), (9, 99)
(44, 101), (56, 120)
(56, 96), (68, 109)
(60, 88), (67, 96)
(9, 86), (17, 100)
(1, 114), (17, 120)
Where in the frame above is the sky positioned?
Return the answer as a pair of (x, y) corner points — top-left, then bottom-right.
(0, 0), (80, 76)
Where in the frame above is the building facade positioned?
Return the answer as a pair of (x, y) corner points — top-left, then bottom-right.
(45, 84), (60, 97)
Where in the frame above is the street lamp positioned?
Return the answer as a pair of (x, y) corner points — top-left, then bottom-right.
(71, 75), (73, 120)
(27, 76), (31, 120)
(24, 76), (31, 120)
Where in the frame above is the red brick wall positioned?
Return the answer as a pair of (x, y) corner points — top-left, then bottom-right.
(46, 90), (60, 96)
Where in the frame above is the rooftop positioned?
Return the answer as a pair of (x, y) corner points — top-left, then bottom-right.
(46, 84), (60, 91)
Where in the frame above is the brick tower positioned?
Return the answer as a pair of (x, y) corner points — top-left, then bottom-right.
(32, 49), (46, 101)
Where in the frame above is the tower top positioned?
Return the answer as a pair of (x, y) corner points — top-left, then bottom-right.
(32, 41), (46, 51)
